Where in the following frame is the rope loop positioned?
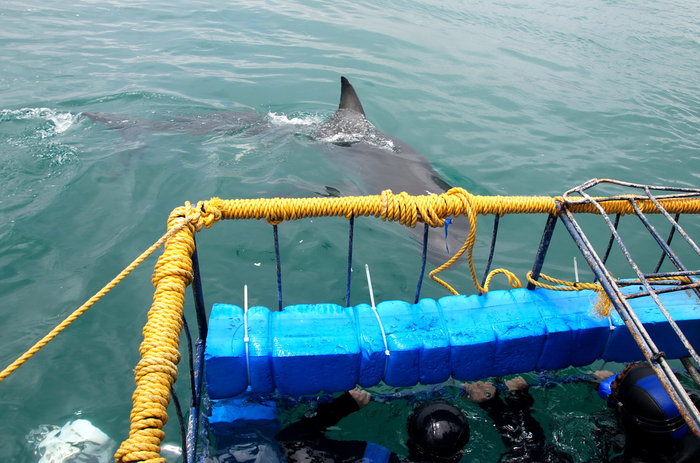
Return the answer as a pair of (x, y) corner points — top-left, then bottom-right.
(482, 269), (523, 292)
(428, 188), (480, 294)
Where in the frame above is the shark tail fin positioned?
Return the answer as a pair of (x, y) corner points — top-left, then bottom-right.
(338, 76), (366, 116)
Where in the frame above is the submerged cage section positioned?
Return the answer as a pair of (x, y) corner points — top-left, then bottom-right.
(112, 179), (700, 463)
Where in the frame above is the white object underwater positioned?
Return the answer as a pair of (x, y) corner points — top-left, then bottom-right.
(28, 419), (114, 463)
(27, 418), (183, 463)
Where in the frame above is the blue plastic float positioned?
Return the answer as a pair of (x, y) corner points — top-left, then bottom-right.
(204, 286), (700, 401)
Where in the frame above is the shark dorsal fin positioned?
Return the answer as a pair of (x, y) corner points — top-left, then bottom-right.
(338, 76), (366, 116)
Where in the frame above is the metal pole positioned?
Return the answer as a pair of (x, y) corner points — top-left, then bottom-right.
(480, 215), (501, 293)
(527, 213), (558, 290)
(346, 216), (355, 307)
(190, 237), (208, 339)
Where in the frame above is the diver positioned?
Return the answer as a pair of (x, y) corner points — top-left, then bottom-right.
(275, 387), (470, 462)
(464, 376), (573, 463)
(593, 362), (700, 462)
(276, 376), (573, 463)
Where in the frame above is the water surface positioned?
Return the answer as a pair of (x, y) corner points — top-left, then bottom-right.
(1, 1), (699, 461)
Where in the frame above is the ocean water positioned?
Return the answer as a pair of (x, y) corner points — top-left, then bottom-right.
(1, 0), (699, 461)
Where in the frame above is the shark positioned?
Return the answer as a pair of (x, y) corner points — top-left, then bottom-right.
(84, 77), (468, 263)
(316, 77), (467, 263)
(318, 77), (453, 196)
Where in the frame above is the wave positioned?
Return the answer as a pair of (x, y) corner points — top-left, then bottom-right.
(0, 107), (78, 138)
(266, 111), (324, 126)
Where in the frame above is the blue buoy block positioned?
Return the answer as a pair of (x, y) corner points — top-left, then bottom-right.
(208, 394), (280, 447)
(204, 287), (700, 399)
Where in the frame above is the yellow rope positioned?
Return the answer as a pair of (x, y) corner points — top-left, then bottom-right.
(116, 202), (220, 463)
(525, 271), (612, 316)
(525, 270), (604, 292)
(111, 189), (700, 462)
(2, 184), (697, 462)
(483, 269), (523, 292)
(203, 189), (700, 223)
(0, 216), (195, 384)
(203, 189), (699, 297)
(524, 271), (693, 317)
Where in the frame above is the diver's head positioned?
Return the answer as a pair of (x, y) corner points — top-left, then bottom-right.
(406, 400), (470, 462)
(612, 363), (688, 442)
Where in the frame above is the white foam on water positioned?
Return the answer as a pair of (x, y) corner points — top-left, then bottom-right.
(233, 143), (256, 161)
(319, 130), (396, 151)
(318, 131), (363, 144)
(266, 112), (323, 126)
(0, 107), (78, 137)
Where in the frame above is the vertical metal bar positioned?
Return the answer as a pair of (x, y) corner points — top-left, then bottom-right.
(186, 406), (197, 463)
(187, 338), (206, 462)
(273, 224), (282, 311)
(182, 316), (196, 405)
(414, 223), (429, 304)
(186, 238), (209, 463)
(171, 388), (188, 463)
(654, 214), (680, 273)
(681, 357), (700, 390)
(625, 199), (700, 365)
(630, 200), (688, 275)
(600, 213), (621, 266)
(190, 237), (208, 338)
(193, 338), (206, 417)
(527, 213), (558, 290)
(629, 201), (700, 301)
(187, 236), (208, 461)
(593, 213), (621, 284)
(345, 216), (354, 307)
(644, 186), (700, 256)
(480, 215), (501, 294)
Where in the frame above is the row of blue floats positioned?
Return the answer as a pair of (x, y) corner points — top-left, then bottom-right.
(202, 285), (700, 437)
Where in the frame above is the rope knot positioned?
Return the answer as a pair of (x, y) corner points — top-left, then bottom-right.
(443, 187), (473, 217)
(415, 194), (445, 227)
(184, 199), (222, 231)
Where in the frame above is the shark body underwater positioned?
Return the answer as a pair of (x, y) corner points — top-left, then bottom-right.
(83, 77), (468, 263)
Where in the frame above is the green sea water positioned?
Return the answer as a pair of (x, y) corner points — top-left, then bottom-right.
(1, 0), (699, 461)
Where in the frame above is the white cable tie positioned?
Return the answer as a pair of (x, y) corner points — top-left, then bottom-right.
(574, 257), (580, 284)
(365, 264), (390, 357)
(243, 285), (252, 387)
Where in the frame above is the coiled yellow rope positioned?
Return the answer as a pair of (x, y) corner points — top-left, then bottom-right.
(115, 202), (219, 463)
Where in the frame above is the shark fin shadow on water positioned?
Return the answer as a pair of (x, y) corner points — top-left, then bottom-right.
(84, 77), (470, 265)
(318, 76), (470, 266)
